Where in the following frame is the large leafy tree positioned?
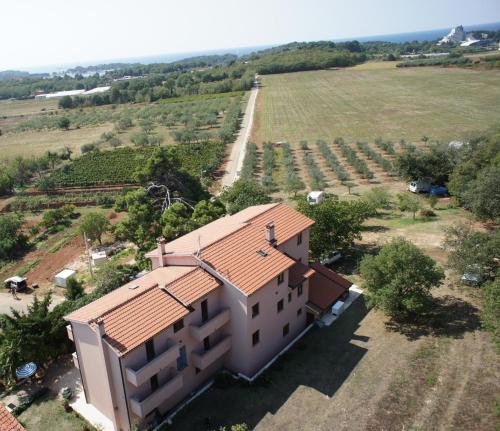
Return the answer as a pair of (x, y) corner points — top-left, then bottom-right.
(297, 196), (371, 258)
(161, 202), (195, 241)
(191, 199), (225, 228)
(219, 179), (271, 214)
(79, 212), (110, 245)
(396, 145), (454, 184)
(0, 213), (28, 262)
(114, 189), (162, 252)
(444, 224), (500, 280)
(461, 166), (500, 222)
(360, 237), (444, 320)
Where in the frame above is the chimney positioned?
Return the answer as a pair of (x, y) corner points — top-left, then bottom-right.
(157, 237), (166, 268)
(265, 222), (276, 246)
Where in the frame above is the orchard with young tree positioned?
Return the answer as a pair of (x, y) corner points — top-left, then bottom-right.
(360, 237), (444, 320)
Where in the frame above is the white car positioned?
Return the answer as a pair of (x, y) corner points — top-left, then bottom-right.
(320, 250), (342, 265)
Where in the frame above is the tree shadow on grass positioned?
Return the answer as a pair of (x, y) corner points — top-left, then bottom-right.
(360, 225), (389, 233)
(169, 296), (370, 431)
(385, 295), (481, 342)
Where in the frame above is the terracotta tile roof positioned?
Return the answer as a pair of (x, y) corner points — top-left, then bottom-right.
(248, 203), (315, 246)
(100, 285), (189, 356)
(65, 266), (196, 323)
(145, 203), (279, 257)
(288, 261), (315, 288)
(165, 267), (221, 305)
(0, 404), (25, 431)
(308, 263), (352, 312)
(202, 223), (295, 295)
(310, 263), (353, 290)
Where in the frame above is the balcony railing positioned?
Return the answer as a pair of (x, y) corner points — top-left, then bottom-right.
(130, 373), (183, 419)
(66, 325), (73, 341)
(72, 352), (79, 369)
(191, 335), (231, 370)
(190, 308), (230, 342)
(125, 343), (180, 387)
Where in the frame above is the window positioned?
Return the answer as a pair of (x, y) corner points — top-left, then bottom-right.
(277, 299), (284, 313)
(297, 232), (303, 245)
(173, 319), (184, 333)
(145, 339), (155, 361)
(177, 345), (187, 370)
(298, 283), (303, 297)
(201, 299), (208, 323)
(297, 307), (302, 317)
(283, 323), (290, 337)
(150, 374), (159, 392)
(277, 272), (284, 284)
(252, 330), (260, 346)
(203, 336), (210, 351)
(252, 303), (259, 318)
(288, 292), (292, 303)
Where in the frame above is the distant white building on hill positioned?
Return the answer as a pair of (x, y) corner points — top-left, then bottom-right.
(438, 25), (466, 45)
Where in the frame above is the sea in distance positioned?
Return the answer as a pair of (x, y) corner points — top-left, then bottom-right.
(26, 21), (500, 74)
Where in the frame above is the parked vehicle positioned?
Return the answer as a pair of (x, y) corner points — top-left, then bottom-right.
(320, 250), (342, 265)
(4, 276), (28, 292)
(429, 185), (448, 196)
(408, 180), (431, 193)
(307, 191), (325, 205)
(461, 265), (484, 287)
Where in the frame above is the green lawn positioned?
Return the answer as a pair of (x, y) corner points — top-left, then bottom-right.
(17, 394), (95, 431)
(254, 65), (500, 144)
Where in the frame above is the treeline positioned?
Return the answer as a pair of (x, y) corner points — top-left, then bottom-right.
(0, 74), (102, 100)
(397, 56), (471, 68)
(63, 66), (253, 107)
(253, 47), (366, 74)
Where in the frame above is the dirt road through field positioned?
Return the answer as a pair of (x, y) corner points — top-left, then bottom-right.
(220, 81), (259, 189)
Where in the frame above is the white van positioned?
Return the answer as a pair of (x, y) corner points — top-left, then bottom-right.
(408, 180), (431, 193)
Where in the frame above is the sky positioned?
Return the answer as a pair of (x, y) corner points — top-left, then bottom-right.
(1, 0), (499, 70)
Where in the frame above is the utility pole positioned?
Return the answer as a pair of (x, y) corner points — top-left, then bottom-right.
(84, 232), (93, 278)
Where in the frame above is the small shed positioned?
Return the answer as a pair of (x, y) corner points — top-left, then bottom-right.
(55, 269), (76, 288)
(91, 251), (107, 267)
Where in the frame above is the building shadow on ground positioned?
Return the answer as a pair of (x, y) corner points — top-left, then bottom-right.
(168, 296), (370, 431)
(385, 294), (481, 341)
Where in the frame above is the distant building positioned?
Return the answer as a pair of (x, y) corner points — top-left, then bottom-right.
(438, 25), (466, 45)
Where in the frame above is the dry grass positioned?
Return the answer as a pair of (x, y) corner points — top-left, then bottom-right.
(253, 66), (500, 144)
(0, 124), (114, 158)
(0, 98), (58, 117)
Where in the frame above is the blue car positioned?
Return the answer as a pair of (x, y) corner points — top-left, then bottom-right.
(429, 186), (448, 197)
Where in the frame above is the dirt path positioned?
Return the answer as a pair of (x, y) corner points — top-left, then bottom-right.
(220, 80), (259, 189)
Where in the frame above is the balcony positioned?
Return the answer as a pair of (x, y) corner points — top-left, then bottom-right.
(72, 352), (79, 369)
(190, 309), (230, 342)
(130, 373), (183, 419)
(191, 335), (231, 370)
(66, 325), (73, 341)
(125, 343), (180, 387)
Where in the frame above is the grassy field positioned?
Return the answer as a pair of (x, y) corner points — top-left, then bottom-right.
(253, 64), (500, 144)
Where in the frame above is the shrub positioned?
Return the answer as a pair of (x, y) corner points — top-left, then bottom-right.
(420, 209), (436, 218)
